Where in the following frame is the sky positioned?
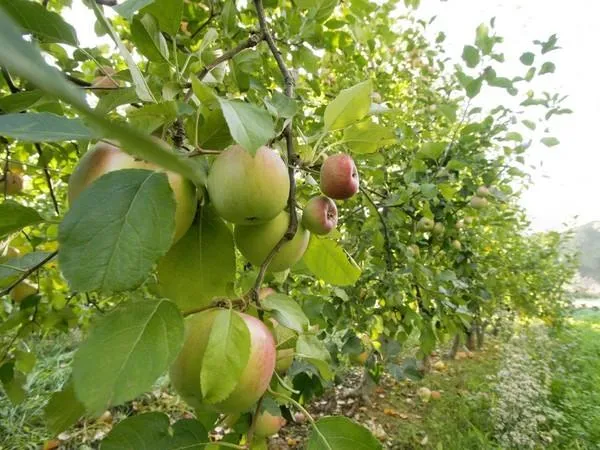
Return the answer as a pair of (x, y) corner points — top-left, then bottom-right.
(63, 0), (599, 232)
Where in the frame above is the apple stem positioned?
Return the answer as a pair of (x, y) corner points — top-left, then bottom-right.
(249, 0), (299, 304)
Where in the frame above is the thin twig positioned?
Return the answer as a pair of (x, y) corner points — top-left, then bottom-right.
(190, 2), (217, 42)
(186, 147), (223, 157)
(0, 251), (58, 297)
(249, 0), (298, 303)
(183, 33), (265, 102)
(34, 144), (59, 215)
(360, 186), (393, 271)
(183, 297), (247, 317)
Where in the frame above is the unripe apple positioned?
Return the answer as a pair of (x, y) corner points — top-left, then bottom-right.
(451, 239), (462, 250)
(234, 212), (310, 272)
(0, 172), (24, 195)
(169, 309), (276, 414)
(302, 196), (338, 235)
(455, 220), (465, 229)
(350, 351), (369, 365)
(408, 244), (420, 257)
(254, 409), (286, 437)
(432, 222), (445, 236)
(275, 348), (294, 374)
(417, 217), (434, 231)
(464, 216), (474, 225)
(207, 145), (289, 224)
(68, 141), (197, 244)
(320, 153), (359, 200)
(11, 279), (37, 303)
(476, 186), (490, 197)
(470, 196), (488, 209)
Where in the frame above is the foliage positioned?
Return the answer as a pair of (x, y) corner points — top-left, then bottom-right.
(0, 0), (577, 447)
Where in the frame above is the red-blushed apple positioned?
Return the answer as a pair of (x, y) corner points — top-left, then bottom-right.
(207, 145), (289, 224)
(254, 409), (286, 437)
(234, 211), (310, 272)
(302, 195), (338, 235)
(68, 141), (197, 244)
(0, 172), (24, 195)
(169, 309), (276, 414)
(320, 153), (359, 200)
(258, 287), (276, 300)
(470, 196), (489, 209)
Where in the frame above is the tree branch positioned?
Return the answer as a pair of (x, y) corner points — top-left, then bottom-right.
(34, 144), (59, 215)
(190, 2), (217, 42)
(0, 250), (58, 297)
(360, 186), (393, 271)
(183, 32), (264, 102)
(249, 0), (298, 303)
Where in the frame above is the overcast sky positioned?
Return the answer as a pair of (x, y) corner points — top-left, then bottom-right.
(64, 0), (598, 232)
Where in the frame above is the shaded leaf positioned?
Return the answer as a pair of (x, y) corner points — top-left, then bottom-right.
(44, 381), (86, 435)
(262, 293), (310, 333)
(307, 416), (382, 450)
(0, 201), (44, 237)
(0, 113), (95, 142)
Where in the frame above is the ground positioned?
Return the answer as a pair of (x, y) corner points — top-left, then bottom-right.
(1, 308), (600, 449)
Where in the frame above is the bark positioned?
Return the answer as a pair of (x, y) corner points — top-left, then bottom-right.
(447, 333), (461, 359)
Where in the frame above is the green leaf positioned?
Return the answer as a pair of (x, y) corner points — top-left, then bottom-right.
(101, 413), (209, 450)
(128, 101), (178, 133)
(520, 52), (535, 66)
(461, 45), (480, 68)
(465, 77), (483, 98)
(158, 205), (235, 312)
(0, 201), (44, 237)
(130, 14), (170, 63)
(539, 62), (556, 75)
(0, 362), (26, 405)
(0, 7), (203, 183)
(313, 0), (338, 23)
(195, 106), (232, 149)
(141, 0), (184, 35)
(0, 0), (78, 45)
(73, 299), (184, 413)
(113, 0), (155, 20)
(89, 1), (155, 103)
(522, 120), (536, 130)
(541, 137), (559, 147)
(0, 113), (95, 142)
(200, 309), (251, 404)
(264, 91), (298, 119)
(0, 90), (45, 113)
(58, 170), (175, 292)
(296, 334), (332, 380)
(505, 132), (523, 142)
(218, 98), (275, 154)
(0, 251), (52, 287)
(324, 80), (372, 131)
(261, 293), (309, 333)
(308, 416), (382, 450)
(303, 237), (361, 286)
(417, 142), (446, 160)
(475, 23), (494, 55)
(95, 87), (139, 114)
(343, 120), (397, 154)
(44, 381), (86, 435)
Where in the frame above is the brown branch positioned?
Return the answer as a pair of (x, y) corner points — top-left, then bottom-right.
(361, 186), (393, 271)
(183, 32), (264, 102)
(249, 0), (297, 303)
(186, 147), (222, 157)
(0, 251), (58, 297)
(34, 143), (59, 215)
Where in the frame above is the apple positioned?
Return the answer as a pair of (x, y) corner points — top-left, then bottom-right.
(0, 172), (24, 195)
(169, 309), (276, 414)
(92, 66), (119, 89)
(258, 287), (276, 300)
(68, 141), (197, 244)
(408, 244), (420, 257)
(451, 240), (462, 250)
(11, 279), (38, 303)
(432, 222), (445, 236)
(207, 145), (289, 224)
(234, 211), (310, 272)
(417, 387), (431, 402)
(417, 217), (434, 231)
(320, 153), (359, 200)
(302, 196), (338, 235)
(254, 409), (286, 437)
(464, 216), (474, 225)
(455, 220), (465, 230)
(350, 351), (369, 365)
(470, 196), (488, 209)
(476, 186), (490, 197)
(275, 348), (294, 374)
(431, 390), (441, 400)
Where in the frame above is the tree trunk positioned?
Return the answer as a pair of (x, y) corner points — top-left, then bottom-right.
(447, 333), (461, 359)
(476, 323), (485, 349)
(465, 326), (476, 351)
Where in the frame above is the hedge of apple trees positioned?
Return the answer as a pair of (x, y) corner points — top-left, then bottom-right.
(0, 0), (577, 447)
